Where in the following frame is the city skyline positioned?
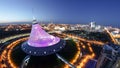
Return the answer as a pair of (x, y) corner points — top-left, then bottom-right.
(0, 13), (120, 68)
(0, 0), (120, 26)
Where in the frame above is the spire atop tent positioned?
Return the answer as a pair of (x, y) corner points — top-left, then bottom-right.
(32, 16), (37, 24)
(32, 8), (37, 24)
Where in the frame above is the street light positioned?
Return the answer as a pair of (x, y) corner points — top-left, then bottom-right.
(21, 55), (31, 68)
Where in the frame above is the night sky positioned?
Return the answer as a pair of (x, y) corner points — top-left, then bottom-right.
(0, 0), (120, 26)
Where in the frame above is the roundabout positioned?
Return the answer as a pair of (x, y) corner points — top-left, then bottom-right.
(0, 32), (105, 68)
(0, 36), (78, 68)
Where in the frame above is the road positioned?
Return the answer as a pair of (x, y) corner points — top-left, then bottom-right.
(0, 37), (28, 68)
(55, 33), (105, 68)
(104, 28), (119, 44)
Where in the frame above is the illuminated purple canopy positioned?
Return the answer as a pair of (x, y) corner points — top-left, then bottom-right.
(27, 24), (60, 47)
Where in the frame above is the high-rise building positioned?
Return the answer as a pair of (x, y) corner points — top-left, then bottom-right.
(96, 44), (120, 68)
(90, 21), (96, 29)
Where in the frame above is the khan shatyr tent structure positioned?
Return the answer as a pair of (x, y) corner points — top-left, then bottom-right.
(21, 18), (66, 56)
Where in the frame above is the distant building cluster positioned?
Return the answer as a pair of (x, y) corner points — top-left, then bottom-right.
(0, 24), (31, 31)
(44, 23), (69, 31)
(43, 21), (105, 32)
(0, 22), (120, 33)
(107, 26), (120, 35)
